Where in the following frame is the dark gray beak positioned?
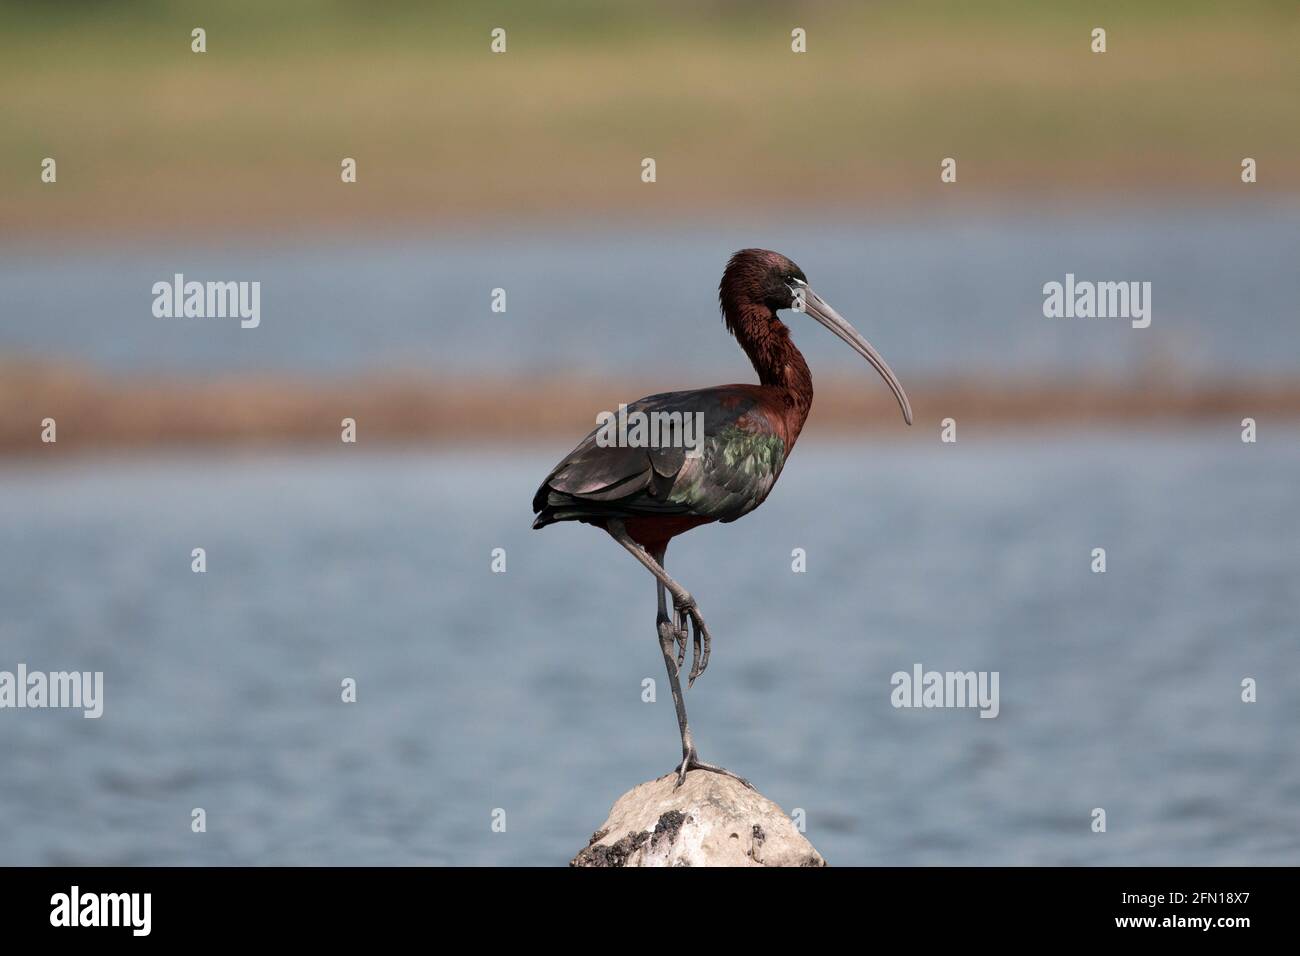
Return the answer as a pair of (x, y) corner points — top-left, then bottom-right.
(793, 282), (913, 426)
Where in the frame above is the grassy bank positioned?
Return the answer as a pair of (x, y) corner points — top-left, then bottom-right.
(3, 361), (1296, 456)
(2, 1), (1297, 236)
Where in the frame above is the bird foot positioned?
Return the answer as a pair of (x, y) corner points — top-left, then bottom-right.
(672, 597), (712, 687)
(670, 749), (754, 790)
(656, 619), (687, 673)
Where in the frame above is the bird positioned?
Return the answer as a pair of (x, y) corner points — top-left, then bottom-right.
(532, 249), (912, 787)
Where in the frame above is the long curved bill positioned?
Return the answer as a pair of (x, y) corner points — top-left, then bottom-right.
(799, 285), (913, 425)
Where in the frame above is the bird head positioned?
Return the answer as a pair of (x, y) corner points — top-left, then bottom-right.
(720, 248), (913, 426)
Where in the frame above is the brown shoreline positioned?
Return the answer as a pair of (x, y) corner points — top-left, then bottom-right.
(3, 362), (1296, 456)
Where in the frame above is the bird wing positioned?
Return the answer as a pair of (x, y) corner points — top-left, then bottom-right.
(532, 386), (787, 526)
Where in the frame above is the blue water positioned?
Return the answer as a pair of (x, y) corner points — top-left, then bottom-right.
(3, 204), (1299, 381)
(1, 432), (1297, 865)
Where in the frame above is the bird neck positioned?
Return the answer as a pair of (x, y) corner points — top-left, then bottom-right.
(728, 303), (815, 422)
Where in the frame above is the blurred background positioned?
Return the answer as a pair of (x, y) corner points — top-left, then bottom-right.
(1, 0), (1297, 865)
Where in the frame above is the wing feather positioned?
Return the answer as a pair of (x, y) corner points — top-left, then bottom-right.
(532, 387), (787, 527)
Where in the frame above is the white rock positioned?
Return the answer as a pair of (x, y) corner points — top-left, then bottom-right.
(571, 770), (826, 867)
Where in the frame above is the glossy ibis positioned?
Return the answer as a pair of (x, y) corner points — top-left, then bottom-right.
(533, 249), (912, 787)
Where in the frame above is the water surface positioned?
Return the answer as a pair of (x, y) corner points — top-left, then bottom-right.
(1, 432), (1296, 865)
(4, 206), (1298, 381)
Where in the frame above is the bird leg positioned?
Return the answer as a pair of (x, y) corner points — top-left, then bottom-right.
(607, 522), (753, 790)
(606, 521), (712, 685)
(674, 603), (690, 670)
(655, 575), (752, 790)
(658, 573), (688, 669)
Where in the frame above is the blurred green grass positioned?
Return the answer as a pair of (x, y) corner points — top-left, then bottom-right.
(2, 0), (1297, 234)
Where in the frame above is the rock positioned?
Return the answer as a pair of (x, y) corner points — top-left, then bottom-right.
(571, 770), (826, 867)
